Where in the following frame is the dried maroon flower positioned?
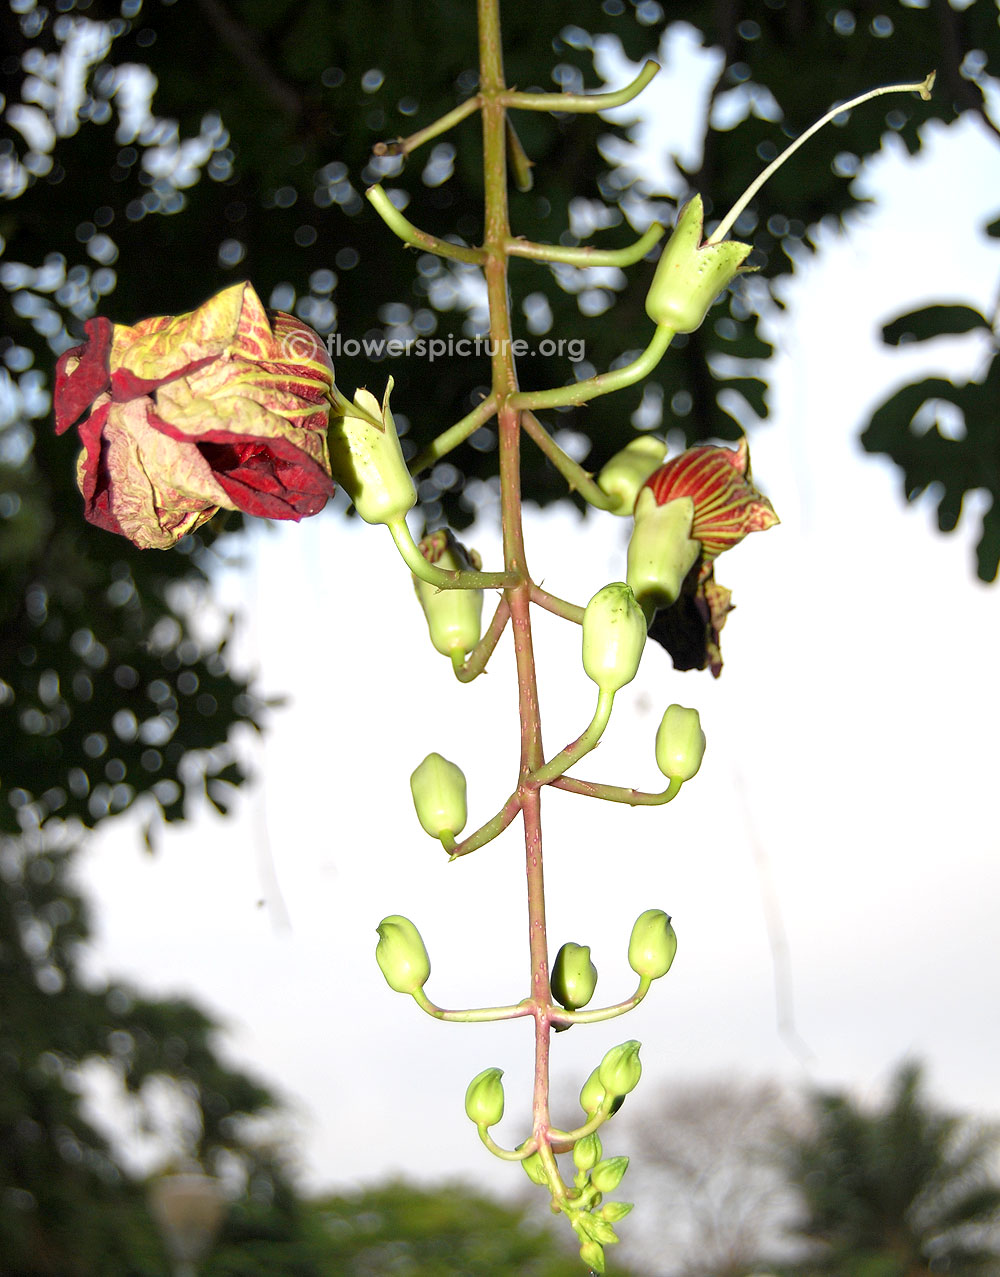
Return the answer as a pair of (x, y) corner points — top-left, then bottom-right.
(54, 281), (336, 548)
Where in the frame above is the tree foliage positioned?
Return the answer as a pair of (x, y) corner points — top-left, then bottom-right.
(0, 831), (293, 1274)
(780, 1062), (1000, 1277)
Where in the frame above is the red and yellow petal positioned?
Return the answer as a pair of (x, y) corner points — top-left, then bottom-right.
(643, 441), (778, 560)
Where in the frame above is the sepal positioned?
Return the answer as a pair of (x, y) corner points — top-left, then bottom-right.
(645, 195), (753, 334)
(327, 377), (417, 524)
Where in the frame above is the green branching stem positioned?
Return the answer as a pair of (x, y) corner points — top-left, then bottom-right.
(529, 583), (585, 626)
(453, 596), (511, 682)
(366, 184), (486, 264)
(551, 774), (684, 806)
(520, 411), (623, 511)
(412, 988), (532, 1023)
(553, 976), (652, 1027)
(529, 688), (615, 786)
(446, 788), (522, 860)
(548, 1102), (614, 1146)
(373, 94), (482, 158)
(408, 394), (498, 477)
(387, 516), (516, 590)
(506, 222), (664, 267)
(511, 322), (674, 412)
(478, 1127), (538, 1161)
(504, 59), (659, 113)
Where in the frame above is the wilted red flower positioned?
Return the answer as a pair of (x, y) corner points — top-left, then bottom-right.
(637, 439), (777, 677)
(54, 281), (336, 549)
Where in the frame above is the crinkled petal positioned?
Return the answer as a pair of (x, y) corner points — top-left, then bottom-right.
(110, 281), (247, 384)
(101, 399), (230, 548)
(197, 436), (335, 519)
(54, 316), (113, 434)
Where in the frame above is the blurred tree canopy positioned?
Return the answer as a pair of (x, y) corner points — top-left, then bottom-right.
(779, 1061), (1000, 1277)
(0, 829), (297, 1274)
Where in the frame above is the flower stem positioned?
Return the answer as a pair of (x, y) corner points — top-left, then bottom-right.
(504, 59), (659, 113)
(550, 774), (683, 805)
(373, 94), (481, 158)
(553, 977), (651, 1027)
(529, 583), (585, 626)
(446, 789), (521, 859)
(366, 184), (486, 264)
(412, 987), (532, 1023)
(408, 394), (498, 477)
(511, 322), (674, 412)
(387, 516), (516, 589)
(453, 596), (511, 682)
(529, 688), (615, 785)
(478, 1127), (538, 1161)
(506, 222), (664, 268)
(520, 411), (623, 510)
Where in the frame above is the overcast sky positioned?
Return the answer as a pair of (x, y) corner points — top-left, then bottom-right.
(78, 39), (999, 1220)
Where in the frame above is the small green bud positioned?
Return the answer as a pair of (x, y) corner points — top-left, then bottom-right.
(519, 1145), (549, 1186)
(413, 530), (484, 658)
(551, 942), (598, 1011)
(598, 1040), (642, 1101)
(579, 1239), (606, 1273)
(573, 1131), (602, 1173)
(464, 1067), (504, 1128)
(628, 909), (677, 980)
(409, 752), (467, 840)
(374, 915), (430, 994)
(596, 437), (668, 515)
(655, 704), (706, 782)
(581, 582), (646, 695)
(645, 195), (753, 334)
(600, 1201), (634, 1223)
(590, 1156), (629, 1194)
(626, 488), (701, 616)
(327, 377), (417, 525)
(579, 1066), (625, 1120)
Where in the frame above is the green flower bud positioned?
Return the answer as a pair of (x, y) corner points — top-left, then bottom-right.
(596, 437), (668, 515)
(519, 1145), (549, 1186)
(626, 488), (701, 616)
(600, 1201), (634, 1223)
(579, 1067), (625, 1120)
(374, 915), (430, 994)
(655, 704), (706, 782)
(579, 1239), (606, 1274)
(551, 942), (598, 1011)
(645, 195), (753, 334)
(590, 1156), (629, 1194)
(628, 909), (678, 981)
(573, 1131), (602, 1173)
(413, 530), (484, 658)
(327, 377), (417, 525)
(598, 1040), (642, 1101)
(464, 1067), (504, 1128)
(409, 753), (467, 840)
(581, 582), (647, 695)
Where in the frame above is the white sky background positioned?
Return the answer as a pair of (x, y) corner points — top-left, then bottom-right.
(78, 30), (1000, 1215)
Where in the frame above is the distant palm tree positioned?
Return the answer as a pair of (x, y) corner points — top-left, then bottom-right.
(781, 1061), (1000, 1277)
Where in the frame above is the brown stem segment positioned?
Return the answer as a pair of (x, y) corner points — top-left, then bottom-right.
(478, 0), (556, 1180)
